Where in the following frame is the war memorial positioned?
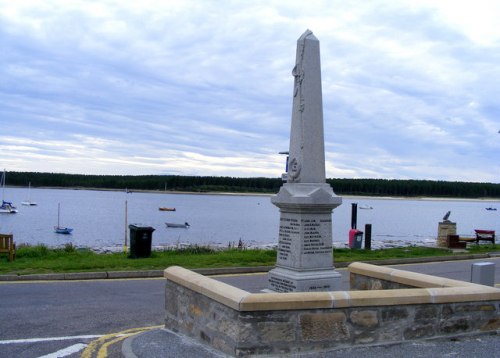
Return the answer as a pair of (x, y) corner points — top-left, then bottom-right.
(164, 30), (500, 356)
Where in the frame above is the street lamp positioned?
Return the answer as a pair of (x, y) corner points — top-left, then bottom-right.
(279, 151), (289, 181)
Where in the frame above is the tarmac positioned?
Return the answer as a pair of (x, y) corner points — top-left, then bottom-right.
(2, 253), (500, 357)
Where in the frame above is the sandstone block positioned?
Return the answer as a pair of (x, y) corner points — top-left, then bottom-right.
(300, 312), (350, 341)
(381, 307), (409, 321)
(350, 310), (378, 328)
(258, 322), (296, 342)
(404, 324), (435, 339)
(439, 317), (469, 333)
(415, 306), (438, 322)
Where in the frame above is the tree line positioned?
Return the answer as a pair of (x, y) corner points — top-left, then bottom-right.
(4, 171), (500, 198)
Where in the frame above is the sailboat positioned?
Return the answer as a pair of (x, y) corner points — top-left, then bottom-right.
(0, 169), (18, 214)
(54, 203), (73, 234)
(21, 182), (38, 206)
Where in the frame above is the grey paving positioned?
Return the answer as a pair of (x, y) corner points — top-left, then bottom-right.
(122, 328), (230, 358)
(124, 329), (500, 358)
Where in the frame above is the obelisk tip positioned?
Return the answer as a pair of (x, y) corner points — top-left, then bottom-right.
(299, 29), (316, 41)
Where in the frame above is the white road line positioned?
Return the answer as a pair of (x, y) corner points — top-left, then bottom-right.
(37, 343), (88, 358)
(0, 335), (102, 344)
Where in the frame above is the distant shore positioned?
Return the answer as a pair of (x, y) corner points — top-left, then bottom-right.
(8, 185), (500, 201)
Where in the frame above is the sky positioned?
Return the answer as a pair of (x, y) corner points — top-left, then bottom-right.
(1, 0), (499, 183)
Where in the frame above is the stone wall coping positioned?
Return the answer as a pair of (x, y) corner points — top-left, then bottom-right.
(164, 265), (249, 310)
(348, 262), (485, 288)
(164, 264), (500, 312)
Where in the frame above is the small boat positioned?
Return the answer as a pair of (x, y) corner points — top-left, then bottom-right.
(159, 207), (176, 211)
(485, 207), (497, 211)
(0, 170), (18, 213)
(54, 203), (73, 234)
(55, 226), (73, 235)
(21, 182), (38, 206)
(21, 201), (37, 206)
(0, 200), (18, 214)
(359, 204), (373, 210)
(165, 222), (190, 228)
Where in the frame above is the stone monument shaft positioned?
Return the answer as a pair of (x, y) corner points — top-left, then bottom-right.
(268, 30), (342, 293)
(288, 29), (326, 184)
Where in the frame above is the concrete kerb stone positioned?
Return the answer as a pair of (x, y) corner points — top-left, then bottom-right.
(0, 253), (496, 281)
(14, 273), (66, 281)
(107, 270), (164, 279)
(64, 272), (108, 280)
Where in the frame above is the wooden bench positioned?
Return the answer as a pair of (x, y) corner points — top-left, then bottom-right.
(474, 230), (495, 244)
(0, 234), (16, 261)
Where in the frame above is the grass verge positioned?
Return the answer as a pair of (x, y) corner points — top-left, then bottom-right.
(0, 244), (498, 276)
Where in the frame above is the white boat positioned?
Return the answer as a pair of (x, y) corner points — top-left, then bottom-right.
(54, 203), (73, 234)
(0, 170), (18, 214)
(21, 182), (38, 206)
(0, 201), (17, 214)
(359, 204), (373, 210)
(165, 222), (190, 228)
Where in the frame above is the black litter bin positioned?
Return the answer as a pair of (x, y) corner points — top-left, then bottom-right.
(353, 231), (363, 249)
(349, 229), (364, 249)
(129, 224), (155, 258)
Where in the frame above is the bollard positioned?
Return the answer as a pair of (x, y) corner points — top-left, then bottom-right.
(365, 224), (372, 250)
(470, 262), (495, 286)
(351, 203), (357, 229)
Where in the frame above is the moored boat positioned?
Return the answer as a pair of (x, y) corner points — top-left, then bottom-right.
(165, 222), (190, 228)
(54, 226), (73, 234)
(54, 203), (73, 234)
(21, 182), (38, 206)
(0, 201), (18, 214)
(0, 170), (17, 213)
(159, 207), (176, 211)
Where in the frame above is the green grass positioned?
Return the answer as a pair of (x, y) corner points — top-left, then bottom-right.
(0, 243), (498, 276)
(0, 244), (277, 275)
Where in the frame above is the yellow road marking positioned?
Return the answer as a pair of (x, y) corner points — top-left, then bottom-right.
(96, 333), (136, 358)
(81, 325), (163, 358)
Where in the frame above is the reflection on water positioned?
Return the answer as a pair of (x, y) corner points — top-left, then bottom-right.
(0, 187), (498, 249)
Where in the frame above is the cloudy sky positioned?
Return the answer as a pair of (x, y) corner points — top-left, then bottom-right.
(1, 0), (499, 182)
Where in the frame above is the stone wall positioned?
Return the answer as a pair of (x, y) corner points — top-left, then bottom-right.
(164, 264), (500, 357)
(437, 221), (457, 247)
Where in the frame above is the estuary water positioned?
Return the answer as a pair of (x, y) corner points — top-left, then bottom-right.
(0, 187), (498, 250)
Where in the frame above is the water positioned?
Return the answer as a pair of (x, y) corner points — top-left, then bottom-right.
(0, 187), (498, 250)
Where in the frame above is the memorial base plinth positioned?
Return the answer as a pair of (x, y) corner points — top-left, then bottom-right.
(437, 221), (456, 248)
(268, 266), (342, 292)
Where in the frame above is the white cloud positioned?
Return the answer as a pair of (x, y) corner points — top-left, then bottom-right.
(0, 0), (498, 182)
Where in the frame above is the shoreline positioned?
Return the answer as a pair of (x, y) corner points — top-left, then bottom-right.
(7, 185), (500, 201)
(36, 237), (443, 253)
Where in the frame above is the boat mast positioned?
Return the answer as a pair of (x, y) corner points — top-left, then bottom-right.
(1, 169), (5, 202)
(124, 200), (128, 253)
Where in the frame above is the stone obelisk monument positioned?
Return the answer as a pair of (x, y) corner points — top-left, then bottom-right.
(268, 30), (343, 292)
